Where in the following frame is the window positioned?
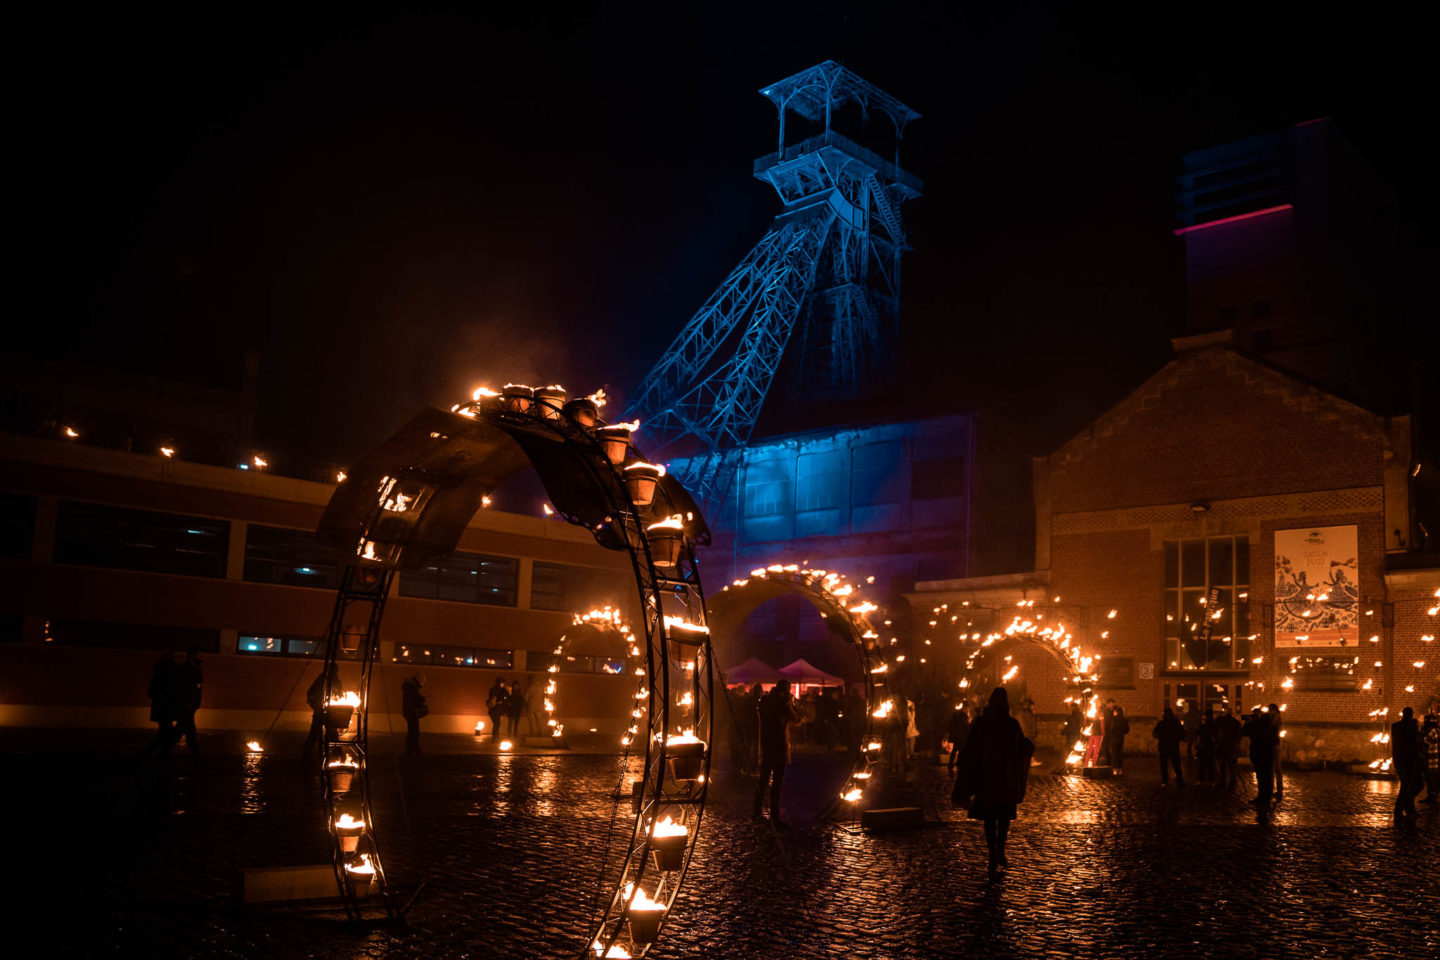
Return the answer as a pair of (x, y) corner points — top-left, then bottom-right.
(795, 452), (844, 512)
(1096, 656), (1135, 689)
(236, 633), (353, 659)
(44, 618), (220, 652)
(1163, 537), (1250, 671)
(528, 652), (625, 675)
(0, 493), (36, 560)
(850, 442), (904, 507)
(53, 501), (228, 578)
(393, 643), (512, 669)
(743, 460), (790, 517)
(400, 552), (517, 606)
(530, 562), (626, 613)
(244, 525), (342, 589)
(1288, 655), (1362, 691)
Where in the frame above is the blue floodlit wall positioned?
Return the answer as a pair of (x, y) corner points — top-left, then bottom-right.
(670, 412), (974, 593)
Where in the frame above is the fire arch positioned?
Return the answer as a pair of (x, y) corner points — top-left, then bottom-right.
(312, 385), (713, 959)
(708, 564), (892, 813)
(543, 606), (643, 742)
(955, 607), (1103, 770)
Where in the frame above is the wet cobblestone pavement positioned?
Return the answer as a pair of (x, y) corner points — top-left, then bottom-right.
(7, 732), (1438, 960)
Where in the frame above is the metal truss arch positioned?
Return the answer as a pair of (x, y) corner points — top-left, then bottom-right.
(313, 394), (714, 958)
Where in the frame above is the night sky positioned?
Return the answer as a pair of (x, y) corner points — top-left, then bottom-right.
(17, 2), (1431, 463)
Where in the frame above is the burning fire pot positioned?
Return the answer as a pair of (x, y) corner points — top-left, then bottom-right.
(340, 625), (363, 655)
(625, 888), (668, 944)
(563, 397), (599, 428)
(502, 383), (534, 414)
(598, 425), (633, 465)
(664, 735), (706, 781)
(343, 854), (377, 898)
(645, 517), (684, 567)
(623, 462), (663, 506)
(534, 385), (567, 419)
(334, 813), (366, 853)
(327, 758), (360, 794)
(647, 816), (689, 871)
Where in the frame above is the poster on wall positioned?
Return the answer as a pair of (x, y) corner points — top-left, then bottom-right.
(1273, 525), (1359, 646)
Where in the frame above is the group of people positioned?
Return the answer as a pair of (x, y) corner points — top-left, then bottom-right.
(485, 677), (533, 740)
(1391, 706), (1440, 823)
(139, 647), (204, 759)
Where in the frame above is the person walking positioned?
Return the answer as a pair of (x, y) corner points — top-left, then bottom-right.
(1242, 707), (1276, 808)
(506, 679), (525, 737)
(172, 647), (203, 758)
(1153, 706), (1186, 787)
(1216, 705), (1242, 790)
(1391, 706), (1422, 824)
(486, 678), (508, 740)
(1196, 708), (1218, 784)
(1061, 701), (1085, 755)
(138, 650), (178, 759)
(946, 702), (972, 773)
(1181, 701), (1201, 759)
(952, 687), (1034, 881)
(1420, 710), (1440, 805)
(1101, 700), (1128, 771)
(401, 674), (427, 757)
(755, 680), (800, 825)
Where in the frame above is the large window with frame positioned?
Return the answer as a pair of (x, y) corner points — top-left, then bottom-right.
(400, 552), (518, 606)
(236, 633), (357, 659)
(1163, 536), (1250, 671)
(53, 500), (228, 578)
(244, 525), (343, 589)
(530, 562), (627, 613)
(393, 643), (512, 669)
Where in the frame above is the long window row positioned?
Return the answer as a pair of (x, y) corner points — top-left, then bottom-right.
(9, 498), (621, 611)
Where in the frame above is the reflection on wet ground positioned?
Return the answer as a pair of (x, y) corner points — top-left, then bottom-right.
(5, 735), (1437, 959)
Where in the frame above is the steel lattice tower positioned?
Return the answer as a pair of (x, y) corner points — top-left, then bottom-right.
(625, 62), (922, 506)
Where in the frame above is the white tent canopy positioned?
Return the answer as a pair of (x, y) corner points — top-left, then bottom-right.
(725, 656), (784, 685)
(776, 658), (844, 686)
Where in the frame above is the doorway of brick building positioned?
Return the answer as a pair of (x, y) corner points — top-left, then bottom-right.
(1164, 681), (1244, 722)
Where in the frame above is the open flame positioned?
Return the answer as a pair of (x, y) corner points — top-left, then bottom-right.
(650, 815), (689, 839)
(344, 853), (375, 877)
(665, 729), (704, 747)
(327, 691), (361, 708)
(474, 720), (485, 734)
(160, 446), (175, 458)
(623, 461), (667, 477)
(472, 386), (500, 400)
(592, 941), (632, 959)
(335, 813), (364, 831)
(624, 883), (665, 913)
(588, 388), (607, 409)
(499, 740), (513, 751)
(840, 786), (863, 802)
(646, 515), (685, 533)
(63, 426), (79, 438)
(246, 740), (263, 753)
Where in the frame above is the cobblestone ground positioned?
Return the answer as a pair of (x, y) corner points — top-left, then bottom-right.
(6, 731), (1438, 960)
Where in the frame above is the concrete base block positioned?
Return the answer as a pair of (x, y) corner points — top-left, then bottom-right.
(861, 806), (924, 831)
(235, 864), (341, 903)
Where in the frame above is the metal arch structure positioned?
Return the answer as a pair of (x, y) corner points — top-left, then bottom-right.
(311, 390), (714, 959)
(707, 564), (893, 817)
(541, 606), (640, 743)
(624, 61), (922, 506)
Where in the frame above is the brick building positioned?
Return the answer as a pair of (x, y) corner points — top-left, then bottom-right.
(0, 430), (641, 737)
(915, 333), (1437, 761)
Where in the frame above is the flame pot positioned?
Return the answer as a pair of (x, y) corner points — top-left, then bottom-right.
(649, 830), (688, 871)
(626, 905), (666, 944)
(502, 385), (534, 414)
(534, 386), (567, 419)
(598, 426), (632, 466)
(666, 740), (706, 781)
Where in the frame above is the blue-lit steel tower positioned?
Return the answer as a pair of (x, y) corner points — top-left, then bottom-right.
(626, 62), (922, 506)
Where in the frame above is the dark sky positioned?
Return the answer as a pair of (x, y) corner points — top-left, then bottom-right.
(17, 2), (1431, 463)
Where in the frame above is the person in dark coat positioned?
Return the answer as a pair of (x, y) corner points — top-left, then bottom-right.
(171, 647), (203, 758)
(1215, 706), (1242, 790)
(1152, 706), (1185, 787)
(1181, 701), (1201, 758)
(401, 674), (427, 757)
(138, 650), (179, 759)
(505, 679), (525, 736)
(1390, 706), (1422, 823)
(1420, 711), (1440, 805)
(946, 703), (972, 773)
(1195, 708), (1218, 784)
(1061, 702), (1086, 756)
(953, 687), (1033, 881)
(754, 680), (800, 824)
(1101, 700), (1128, 771)
(1242, 708), (1275, 807)
(486, 678), (508, 740)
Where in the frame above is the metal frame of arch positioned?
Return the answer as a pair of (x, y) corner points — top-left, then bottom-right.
(311, 390), (714, 958)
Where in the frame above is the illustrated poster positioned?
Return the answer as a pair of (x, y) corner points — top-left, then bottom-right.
(1273, 525), (1359, 647)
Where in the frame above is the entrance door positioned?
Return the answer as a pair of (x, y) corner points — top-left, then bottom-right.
(1164, 682), (1243, 719)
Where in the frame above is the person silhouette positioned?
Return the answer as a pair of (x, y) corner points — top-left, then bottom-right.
(952, 687), (1034, 881)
